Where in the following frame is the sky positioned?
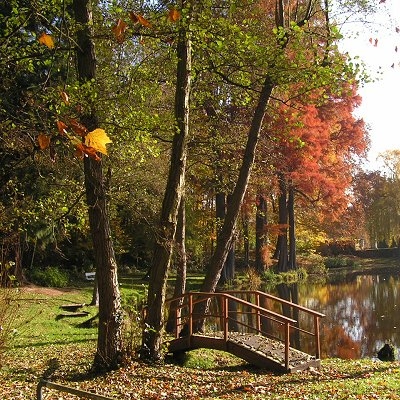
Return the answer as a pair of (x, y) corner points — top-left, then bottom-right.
(338, 0), (400, 170)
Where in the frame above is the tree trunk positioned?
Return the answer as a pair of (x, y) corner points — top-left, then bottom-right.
(255, 194), (267, 274)
(198, 76), (274, 305)
(276, 174), (289, 272)
(242, 210), (250, 267)
(166, 197), (187, 334)
(141, 9), (192, 361)
(73, 0), (123, 371)
(288, 184), (297, 270)
(216, 192), (235, 285)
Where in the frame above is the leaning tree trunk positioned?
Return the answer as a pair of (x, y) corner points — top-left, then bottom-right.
(141, 6), (192, 361)
(73, 0), (123, 371)
(198, 76), (274, 294)
(187, 77), (274, 333)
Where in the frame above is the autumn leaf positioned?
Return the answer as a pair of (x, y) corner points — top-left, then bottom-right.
(56, 120), (68, 135)
(167, 8), (181, 23)
(84, 128), (112, 155)
(129, 12), (152, 28)
(112, 19), (127, 43)
(69, 119), (88, 137)
(38, 134), (51, 150)
(38, 32), (54, 49)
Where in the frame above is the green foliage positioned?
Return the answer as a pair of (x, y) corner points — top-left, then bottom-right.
(263, 267), (308, 285)
(324, 256), (357, 269)
(121, 288), (147, 356)
(298, 253), (328, 275)
(30, 266), (69, 288)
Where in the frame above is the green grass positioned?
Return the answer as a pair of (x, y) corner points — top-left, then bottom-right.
(1, 275), (400, 399)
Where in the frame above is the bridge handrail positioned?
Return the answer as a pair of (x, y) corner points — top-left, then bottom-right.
(166, 290), (324, 367)
(224, 290), (326, 318)
(167, 291), (296, 370)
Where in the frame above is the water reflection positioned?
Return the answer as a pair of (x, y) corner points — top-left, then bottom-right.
(270, 272), (400, 360)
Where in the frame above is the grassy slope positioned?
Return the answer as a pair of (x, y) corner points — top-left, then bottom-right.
(1, 276), (400, 400)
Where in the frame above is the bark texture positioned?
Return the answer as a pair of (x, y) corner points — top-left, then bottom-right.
(141, 11), (192, 361)
(73, 0), (123, 371)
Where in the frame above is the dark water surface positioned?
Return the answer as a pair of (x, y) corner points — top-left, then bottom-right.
(273, 268), (400, 360)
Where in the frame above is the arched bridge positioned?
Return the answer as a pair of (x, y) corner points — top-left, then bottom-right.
(166, 290), (325, 373)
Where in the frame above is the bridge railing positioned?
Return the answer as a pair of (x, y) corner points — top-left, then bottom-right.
(167, 291), (308, 370)
(225, 290), (325, 360)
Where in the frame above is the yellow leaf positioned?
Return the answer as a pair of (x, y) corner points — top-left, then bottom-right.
(84, 128), (112, 155)
(38, 134), (51, 150)
(38, 32), (54, 49)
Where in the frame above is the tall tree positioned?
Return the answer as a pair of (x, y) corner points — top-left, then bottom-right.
(72, 0), (124, 371)
(141, 0), (192, 361)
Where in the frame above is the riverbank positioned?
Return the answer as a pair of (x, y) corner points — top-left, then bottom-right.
(327, 256), (400, 276)
(2, 283), (400, 399)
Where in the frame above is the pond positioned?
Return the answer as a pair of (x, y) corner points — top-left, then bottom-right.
(268, 267), (400, 361)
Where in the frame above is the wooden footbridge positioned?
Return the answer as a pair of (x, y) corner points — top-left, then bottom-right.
(166, 290), (325, 373)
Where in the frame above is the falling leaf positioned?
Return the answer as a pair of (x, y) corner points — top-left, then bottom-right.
(38, 134), (51, 150)
(167, 8), (181, 23)
(38, 32), (54, 49)
(60, 91), (69, 104)
(69, 119), (88, 137)
(112, 19), (127, 43)
(396, 27), (400, 33)
(56, 120), (68, 135)
(129, 12), (152, 28)
(84, 128), (112, 155)
(396, 46), (398, 52)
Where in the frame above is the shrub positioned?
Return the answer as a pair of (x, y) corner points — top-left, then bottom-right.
(122, 290), (147, 356)
(30, 266), (69, 287)
(324, 256), (356, 269)
(298, 253), (327, 275)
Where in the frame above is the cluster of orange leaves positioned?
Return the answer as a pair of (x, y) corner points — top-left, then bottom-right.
(112, 8), (180, 43)
(38, 93), (112, 162)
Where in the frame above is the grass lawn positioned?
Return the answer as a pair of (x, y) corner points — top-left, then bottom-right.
(1, 274), (400, 399)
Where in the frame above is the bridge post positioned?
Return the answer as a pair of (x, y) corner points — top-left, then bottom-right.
(223, 296), (228, 343)
(188, 294), (193, 342)
(314, 315), (321, 359)
(255, 292), (261, 332)
(284, 322), (290, 371)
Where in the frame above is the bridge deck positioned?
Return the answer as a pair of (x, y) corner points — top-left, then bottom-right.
(168, 332), (320, 373)
(166, 291), (325, 373)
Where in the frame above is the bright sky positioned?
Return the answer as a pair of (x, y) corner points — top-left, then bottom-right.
(338, 0), (400, 170)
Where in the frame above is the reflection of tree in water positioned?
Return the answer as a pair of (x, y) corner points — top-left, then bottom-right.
(322, 325), (361, 359)
(297, 273), (400, 359)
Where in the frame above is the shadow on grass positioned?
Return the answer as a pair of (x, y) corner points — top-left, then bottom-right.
(12, 337), (97, 349)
